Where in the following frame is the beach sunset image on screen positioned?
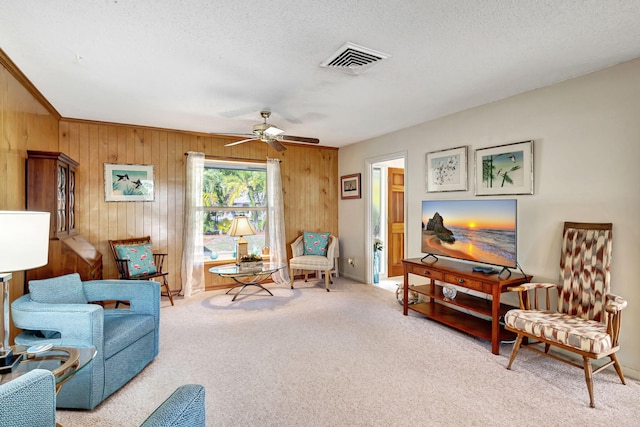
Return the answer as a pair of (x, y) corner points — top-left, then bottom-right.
(421, 199), (517, 268)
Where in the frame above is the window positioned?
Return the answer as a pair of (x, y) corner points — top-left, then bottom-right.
(202, 159), (267, 261)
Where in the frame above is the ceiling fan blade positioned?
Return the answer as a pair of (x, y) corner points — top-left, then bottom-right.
(218, 105), (263, 118)
(266, 139), (287, 152)
(225, 137), (257, 147)
(211, 132), (254, 137)
(280, 135), (320, 144)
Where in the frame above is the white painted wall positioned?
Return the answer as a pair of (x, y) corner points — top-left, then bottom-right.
(338, 59), (640, 378)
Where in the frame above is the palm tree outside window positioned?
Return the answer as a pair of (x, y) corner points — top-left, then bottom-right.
(202, 160), (267, 261)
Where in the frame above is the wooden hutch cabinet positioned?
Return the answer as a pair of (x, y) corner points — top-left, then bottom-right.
(25, 151), (102, 289)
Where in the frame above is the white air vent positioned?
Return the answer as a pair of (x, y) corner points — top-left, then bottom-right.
(320, 42), (389, 75)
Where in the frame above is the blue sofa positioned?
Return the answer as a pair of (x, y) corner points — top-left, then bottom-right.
(0, 369), (206, 426)
(11, 273), (160, 409)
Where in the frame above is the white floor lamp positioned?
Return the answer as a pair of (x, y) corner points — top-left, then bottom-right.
(0, 211), (50, 373)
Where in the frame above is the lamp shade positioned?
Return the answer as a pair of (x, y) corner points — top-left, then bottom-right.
(0, 211), (50, 272)
(228, 216), (256, 237)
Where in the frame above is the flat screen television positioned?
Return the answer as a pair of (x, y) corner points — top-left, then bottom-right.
(421, 199), (517, 270)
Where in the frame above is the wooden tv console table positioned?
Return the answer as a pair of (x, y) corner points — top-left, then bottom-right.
(402, 257), (532, 355)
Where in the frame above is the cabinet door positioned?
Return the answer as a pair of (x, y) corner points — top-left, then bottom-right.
(56, 162), (68, 235)
(27, 151), (79, 239)
(55, 160), (76, 237)
(68, 166), (76, 234)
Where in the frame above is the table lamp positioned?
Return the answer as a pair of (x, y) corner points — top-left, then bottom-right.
(228, 215), (256, 265)
(0, 211), (50, 373)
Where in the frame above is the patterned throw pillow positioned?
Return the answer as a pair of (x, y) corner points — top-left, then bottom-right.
(115, 244), (157, 276)
(303, 231), (330, 256)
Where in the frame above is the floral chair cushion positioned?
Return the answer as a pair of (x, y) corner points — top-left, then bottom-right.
(115, 243), (157, 276)
(302, 231), (330, 256)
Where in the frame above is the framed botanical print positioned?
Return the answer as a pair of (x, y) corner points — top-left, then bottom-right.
(426, 146), (468, 192)
(475, 140), (534, 195)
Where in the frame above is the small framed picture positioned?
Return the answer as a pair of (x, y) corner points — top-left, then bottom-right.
(426, 146), (468, 192)
(104, 163), (155, 202)
(475, 140), (534, 196)
(340, 173), (361, 199)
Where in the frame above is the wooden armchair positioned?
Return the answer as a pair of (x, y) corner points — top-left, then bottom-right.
(108, 236), (174, 305)
(504, 222), (627, 408)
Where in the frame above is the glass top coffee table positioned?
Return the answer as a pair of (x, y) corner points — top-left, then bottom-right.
(209, 262), (287, 301)
(1, 345), (97, 394)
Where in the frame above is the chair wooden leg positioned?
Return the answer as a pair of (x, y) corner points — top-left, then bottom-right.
(324, 270), (330, 292)
(162, 276), (174, 306)
(583, 356), (595, 408)
(506, 334), (524, 370)
(610, 353), (626, 385)
(290, 267), (295, 289)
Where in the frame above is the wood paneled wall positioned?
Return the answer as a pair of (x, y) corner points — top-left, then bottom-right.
(1, 55), (59, 341)
(59, 119), (339, 292)
(2, 48), (338, 339)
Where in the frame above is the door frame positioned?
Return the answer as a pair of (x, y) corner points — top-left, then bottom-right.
(364, 151), (408, 284)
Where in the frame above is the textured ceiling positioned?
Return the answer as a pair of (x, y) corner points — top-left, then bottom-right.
(1, 1), (640, 148)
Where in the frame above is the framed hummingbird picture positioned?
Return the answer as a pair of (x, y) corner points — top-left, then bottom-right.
(104, 163), (155, 202)
(474, 140), (534, 196)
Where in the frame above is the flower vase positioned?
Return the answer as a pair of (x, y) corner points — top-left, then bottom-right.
(373, 251), (380, 284)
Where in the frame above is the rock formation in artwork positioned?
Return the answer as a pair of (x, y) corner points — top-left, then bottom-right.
(425, 212), (456, 243)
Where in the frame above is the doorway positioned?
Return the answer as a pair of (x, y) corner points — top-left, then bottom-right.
(369, 155), (406, 290)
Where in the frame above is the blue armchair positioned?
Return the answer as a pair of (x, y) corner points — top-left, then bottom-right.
(0, 370), (204, 427)
(0, 369), (56, 427)
(11, 273), (160, 409)
(140, 384), (206, 427)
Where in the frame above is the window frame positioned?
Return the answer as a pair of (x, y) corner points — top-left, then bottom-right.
(202, 158), (268, 262)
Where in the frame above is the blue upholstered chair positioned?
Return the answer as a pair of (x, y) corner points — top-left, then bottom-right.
(11, 273), (160, 409)
(140, 384), (206, 427)
(1, 371), (204, 427)
(0, 369), (56, 427)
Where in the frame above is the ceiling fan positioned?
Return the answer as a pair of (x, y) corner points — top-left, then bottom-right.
(223, 110), (319, 152)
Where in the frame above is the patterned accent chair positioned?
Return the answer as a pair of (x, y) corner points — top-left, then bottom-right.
(0, 369), (56, 426)
(504, 222), (627, 408)
(289, 233), (338, 292)
(140, 384), (206, 427)
(0, 371), (204, 427)
(12, 273), (160, 409)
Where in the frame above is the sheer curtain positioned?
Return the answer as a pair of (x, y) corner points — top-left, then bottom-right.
(267, 158), (290, 284)
(181, 151), (205, 298)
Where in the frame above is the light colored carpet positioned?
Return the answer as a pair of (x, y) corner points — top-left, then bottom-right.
(57, 278), (640, 426)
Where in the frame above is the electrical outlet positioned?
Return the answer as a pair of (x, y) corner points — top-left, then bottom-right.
(348, 258), (355, 266)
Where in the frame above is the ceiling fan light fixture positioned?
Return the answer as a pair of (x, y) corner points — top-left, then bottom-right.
(225, 110), (318, 152)
(264, 125), (284, 137)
